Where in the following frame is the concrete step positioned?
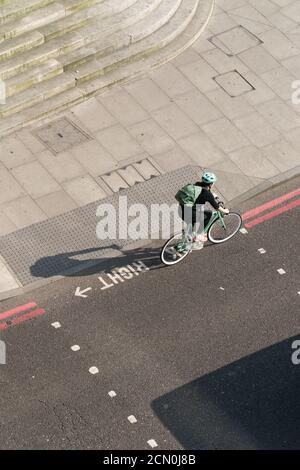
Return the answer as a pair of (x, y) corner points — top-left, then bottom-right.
(0, 1), (138, 78)
(0, 30), (85, 79)
(0, 30), (44, 62)
(0, 87), (83, 135)
(0, 0), (56, 24)
(1, 2), (66, 40)
(0, 0), (213, 135)
(5, 59), (63, 98)
(40, 0), (137, 42)
(71, 0), (194, 84)
(0, 72), (75, 116)
(1, 0), (107, 41)
(60, 0), (162, 70)
(61, 0), (105, 14)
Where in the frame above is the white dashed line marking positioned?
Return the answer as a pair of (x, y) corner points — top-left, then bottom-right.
(51, 322), (61, 329)
(89, 367), (99, 375)
(240, 228), (248, 234)
(219, 287), (225, 291)
(277, 269), (286, 275)
(147, 439), (158, 448)
(298, 292), (300, 296)
(128, 415), (137, 424)
(108, 391), (117, 398)
(258, 248), (266, 254)
(71, 345), (80, 351)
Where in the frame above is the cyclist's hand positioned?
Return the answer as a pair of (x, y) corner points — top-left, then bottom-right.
(224, 208), (229, 214)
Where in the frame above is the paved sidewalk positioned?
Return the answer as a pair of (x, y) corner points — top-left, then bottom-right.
(0, 0), (300, 294)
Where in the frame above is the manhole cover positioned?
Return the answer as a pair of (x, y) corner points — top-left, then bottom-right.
(33, 117), (91, 154)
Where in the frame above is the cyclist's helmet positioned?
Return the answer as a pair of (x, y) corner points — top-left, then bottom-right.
(202, 172), (217, 184)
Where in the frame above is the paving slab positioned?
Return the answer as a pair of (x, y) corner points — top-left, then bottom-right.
(11, 161), (61, 198)
(35, 190), (78, 217)
(95, 124), (143, 162)
(151, 103), (199, 140)
(128, 119), (175, 156)
(0, 135), (36, 169)
(1, 195), (47, 229)
(201, 117), (249, 153)
(174, 89), (222, 126)
(233, 112), (280, 148)
(37, 149), (86, 183)
(229, 145), (281, 179)
(62, 174), (107, 206)
(97, 89), (149, 127)
(0, 255), (20, 294)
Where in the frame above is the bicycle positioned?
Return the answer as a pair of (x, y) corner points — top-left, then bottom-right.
(160, 204), (242, 266)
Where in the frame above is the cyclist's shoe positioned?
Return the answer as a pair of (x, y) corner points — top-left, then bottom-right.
(192, 241), (204, 250)
(195, 234), (207, 243)
(192, 234), (206, 250)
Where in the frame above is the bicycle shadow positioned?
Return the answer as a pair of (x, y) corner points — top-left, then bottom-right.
(30, 242), (165, 280)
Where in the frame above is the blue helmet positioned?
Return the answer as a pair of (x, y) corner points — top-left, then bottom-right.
(202, 172), (217, 184)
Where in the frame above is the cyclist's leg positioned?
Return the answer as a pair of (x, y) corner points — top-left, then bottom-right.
(192, 205), (206, 248)
(174, 205), (192, 252)
(204, 210), (213, 228)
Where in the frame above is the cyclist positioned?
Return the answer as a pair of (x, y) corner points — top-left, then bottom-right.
(180, 172), (229, 249)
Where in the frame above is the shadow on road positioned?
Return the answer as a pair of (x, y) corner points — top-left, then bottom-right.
(30, 243), (165, 279)
(151, 336), (300, 450)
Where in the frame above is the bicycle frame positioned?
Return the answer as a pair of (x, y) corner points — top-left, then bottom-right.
(183, 210), (225, 240)
(203, 210), (226, 233)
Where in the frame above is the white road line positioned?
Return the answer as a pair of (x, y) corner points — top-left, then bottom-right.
(127, 415), (137, 424)
(147, 439), (158, 448)
(240, 228), (248, 234)
(75, 287), (92, 298)
(51, 322), (61, 329)
(108, 391), (117, 398)
(277, 269), (286, 275)
(219, 287), (225, 291)
(258, 248), (266, 254)
(298, 292), (300, 296)
(71, 345), (80, 351)
(89, 366), (99, 375)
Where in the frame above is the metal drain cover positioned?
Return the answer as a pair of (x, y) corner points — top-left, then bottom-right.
(33, 117), (91, 154)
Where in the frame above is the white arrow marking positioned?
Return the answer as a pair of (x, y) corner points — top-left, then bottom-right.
(75, 287), (92, 298)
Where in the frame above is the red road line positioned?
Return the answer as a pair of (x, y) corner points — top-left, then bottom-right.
(0, 302), (37, 321)
(245, 198), (300, 228)
(242, 188), (300, 221)
(11, 308), (46, 326)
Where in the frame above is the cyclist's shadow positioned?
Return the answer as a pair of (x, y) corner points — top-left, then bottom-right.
(30, 243), (163, 279)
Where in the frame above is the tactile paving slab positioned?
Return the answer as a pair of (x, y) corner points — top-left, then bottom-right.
(0, 165), (201, 286)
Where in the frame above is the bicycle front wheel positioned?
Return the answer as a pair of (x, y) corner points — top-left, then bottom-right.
(160, 232), (192, 266)
(208, 213), (242, 244)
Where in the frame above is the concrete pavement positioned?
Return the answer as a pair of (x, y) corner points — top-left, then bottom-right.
(0, 0), (300, 294)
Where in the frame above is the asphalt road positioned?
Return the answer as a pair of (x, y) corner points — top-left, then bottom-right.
(0, 176), (300, 450)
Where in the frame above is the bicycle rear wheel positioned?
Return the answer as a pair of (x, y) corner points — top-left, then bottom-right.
(208, 212), (242, 244)
(160, 232), (192, 266)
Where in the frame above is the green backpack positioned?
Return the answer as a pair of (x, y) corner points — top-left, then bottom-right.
(175, 184), (202, 207)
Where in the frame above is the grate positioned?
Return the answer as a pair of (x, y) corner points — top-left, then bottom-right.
(213, 70), (255, 97)
(209, 26), (263, 56)
(33, 117), (91, 154)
